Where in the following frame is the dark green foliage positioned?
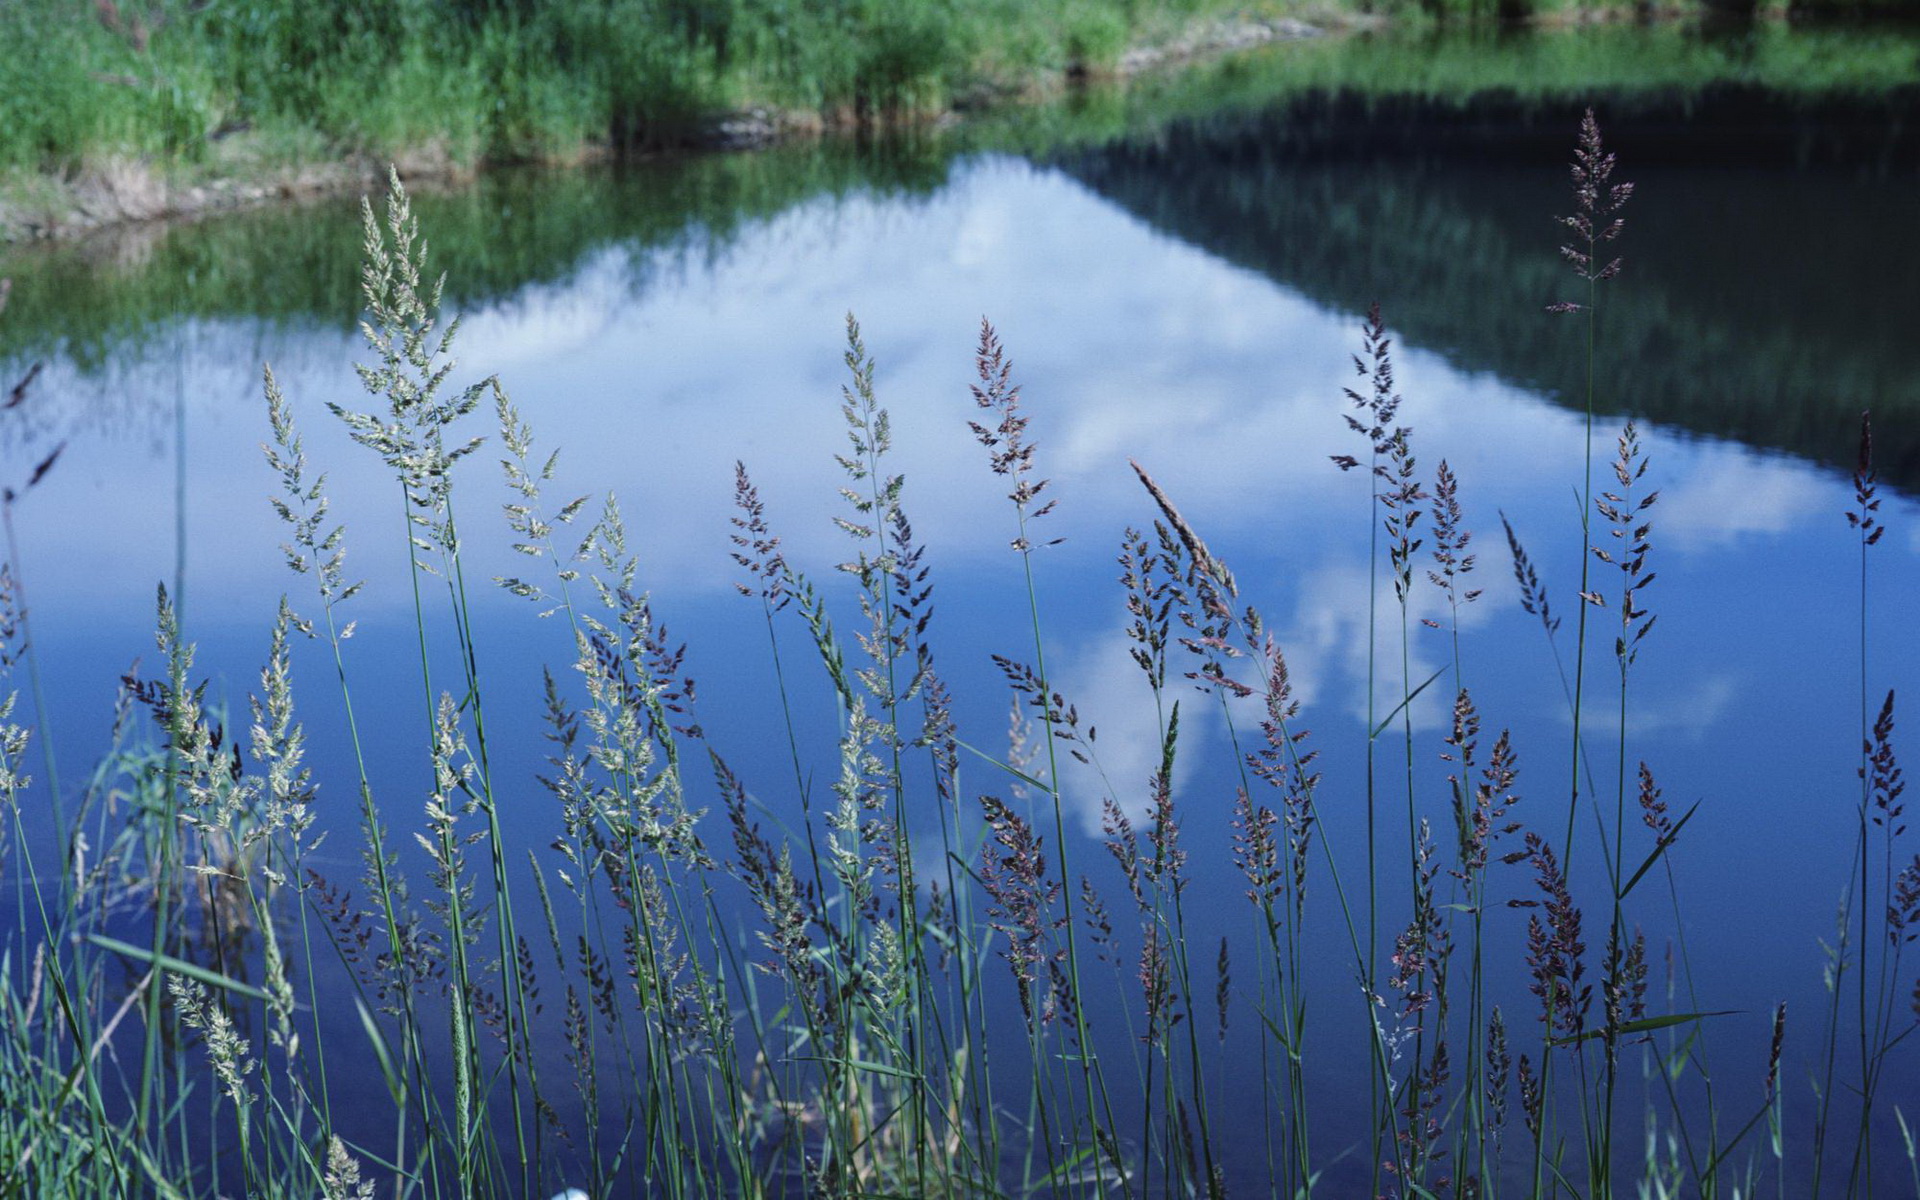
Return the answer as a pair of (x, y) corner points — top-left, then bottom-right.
(0, 141), (953, 367)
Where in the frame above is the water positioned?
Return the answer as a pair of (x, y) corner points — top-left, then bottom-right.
(4, 23), (1920, 1195)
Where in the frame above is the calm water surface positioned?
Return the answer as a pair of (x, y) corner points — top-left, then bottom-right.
(4, 24), (1920, 1193)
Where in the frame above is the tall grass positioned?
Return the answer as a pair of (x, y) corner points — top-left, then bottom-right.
(0, 0), (1301, 179)
(0, 116), (1916, 1200)
(12, 1), (1920, 196)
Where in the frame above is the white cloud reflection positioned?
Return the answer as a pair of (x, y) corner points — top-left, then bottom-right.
(3, 154), (1884, 760)
(1656, 447), (1830, 551)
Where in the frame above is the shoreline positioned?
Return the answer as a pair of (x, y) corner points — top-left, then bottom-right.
(0, 13), (1336, 248)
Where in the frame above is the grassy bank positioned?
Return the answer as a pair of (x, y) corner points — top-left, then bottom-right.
(1, 113), (1918, 1198)
(0, 0), (1336, 241)
(6, 0), (1920, 243)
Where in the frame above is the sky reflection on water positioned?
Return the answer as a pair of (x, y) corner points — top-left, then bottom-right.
(4, 136), (1915, 1186)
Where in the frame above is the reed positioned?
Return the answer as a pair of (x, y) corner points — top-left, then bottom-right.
(0, 112), (1916, 1200)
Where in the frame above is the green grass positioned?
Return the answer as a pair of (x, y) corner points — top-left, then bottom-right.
(0, 0), (1311, 181)
(0, 120), (1918, 1199)
(9, 0), (1920, 208)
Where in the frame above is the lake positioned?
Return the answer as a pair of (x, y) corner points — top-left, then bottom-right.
(3, 20), (1919, 1198)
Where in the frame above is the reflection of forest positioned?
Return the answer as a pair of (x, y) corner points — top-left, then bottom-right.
(8, 79), (1920, 488)
(0, 140), (956, 370)
(0, 138), (955, 451)
(1054, 87), (1920, 489)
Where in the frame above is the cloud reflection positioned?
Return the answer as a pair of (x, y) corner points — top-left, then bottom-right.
(1, 154), (1896, 768)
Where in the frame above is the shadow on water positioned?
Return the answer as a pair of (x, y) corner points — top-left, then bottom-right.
(1051, 80), (1920, 488)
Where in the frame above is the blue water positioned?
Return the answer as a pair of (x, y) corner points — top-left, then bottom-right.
(4, 96), (1918, 1194)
